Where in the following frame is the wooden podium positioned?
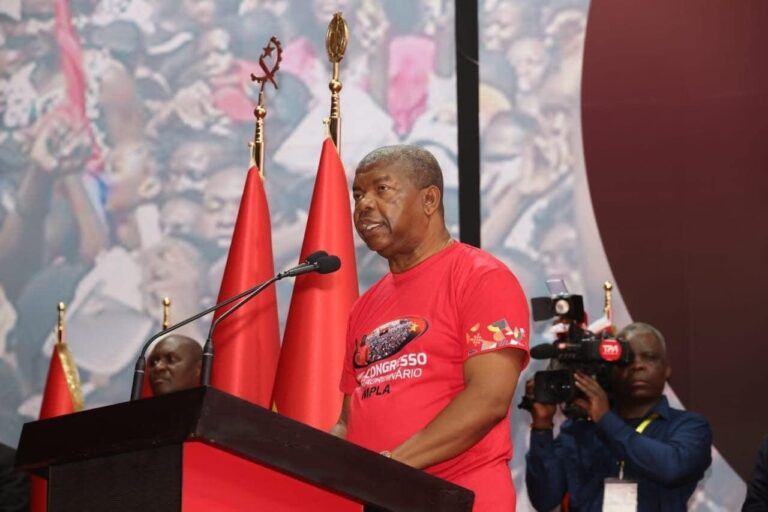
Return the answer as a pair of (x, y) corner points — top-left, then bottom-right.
(16, 387), (474, 511)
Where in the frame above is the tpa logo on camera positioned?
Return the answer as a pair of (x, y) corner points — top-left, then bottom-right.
(598, 339), (623, 362)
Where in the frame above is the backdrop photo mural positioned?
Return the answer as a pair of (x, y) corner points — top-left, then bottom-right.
(0, 0), (757, 509)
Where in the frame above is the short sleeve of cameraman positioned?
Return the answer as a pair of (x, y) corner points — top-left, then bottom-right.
(459, 263), (530, 367)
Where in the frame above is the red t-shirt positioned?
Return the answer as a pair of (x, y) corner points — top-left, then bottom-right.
(340, 242), (530, 511)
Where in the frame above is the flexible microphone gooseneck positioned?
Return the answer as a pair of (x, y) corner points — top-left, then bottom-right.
(130, 279), (284, 401)
(530, 343), (559, 360)
(129, 251), (333, 401)
(199, 252), (341, 386)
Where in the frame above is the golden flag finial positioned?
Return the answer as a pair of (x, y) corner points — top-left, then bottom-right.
(603, 281), (614, 321)
(162, 297), (171, 330)
(54, 301), (85, 410)
(57, 302), (65, 345)
(325, 12), (348, 152)
(249, 36), (282, 176)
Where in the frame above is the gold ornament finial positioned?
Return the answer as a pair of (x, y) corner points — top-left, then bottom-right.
(326, 12), (349, 66)
(162, 297), (171, 330)
(57, 302), (65, 344)
(603, 281), (614, 318)
(249, 36), (282, 176)
(325, 12), (348, 151)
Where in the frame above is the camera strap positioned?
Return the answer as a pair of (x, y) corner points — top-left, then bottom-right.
(602, 412), (660, 511)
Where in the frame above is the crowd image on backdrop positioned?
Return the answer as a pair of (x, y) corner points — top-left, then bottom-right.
(0, 0), (467, 447)
(4, 0), (744, 510)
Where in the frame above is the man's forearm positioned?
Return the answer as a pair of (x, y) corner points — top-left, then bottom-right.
(526, 430), (568, 511)
(389, 385), (508, 469)
(598, 411), (712, 484)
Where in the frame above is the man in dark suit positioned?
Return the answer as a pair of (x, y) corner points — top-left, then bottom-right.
(743, 436), (768, 511)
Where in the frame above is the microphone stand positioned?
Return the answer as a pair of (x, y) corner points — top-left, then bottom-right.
(129, 276), (279, 401)
(200, 259), (328, 385)
(131, 253), (335, 400)
(200, 274), (281, 387)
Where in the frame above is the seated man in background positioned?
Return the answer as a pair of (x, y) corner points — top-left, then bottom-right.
(525, 322), (712, 512)
(147, 335), (202, 396)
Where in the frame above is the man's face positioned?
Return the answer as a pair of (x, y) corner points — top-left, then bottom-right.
(160, 197), (200, 237)
(147, 337), (201, 395)
(613, 332), (671, 403)
(352, 164), (428, 259)
(481, 2), (522, 51)
(200, 170), (244, 248)
(104, 143), (158, 212)
(507, 38), (549, 93)
(482, 120), (528, 188)
(169, 143), (212, 194)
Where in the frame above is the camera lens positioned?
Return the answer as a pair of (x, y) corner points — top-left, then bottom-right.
(534, 369), (576, 404)
(554, 298), (570, 315)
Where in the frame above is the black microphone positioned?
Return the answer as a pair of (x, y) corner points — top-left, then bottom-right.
(199, 252), (340, 386)
(280, 252), (338, 277)
(530, 343), (559, 359)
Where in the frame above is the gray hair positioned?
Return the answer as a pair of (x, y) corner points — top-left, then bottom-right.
(618, 322), (667, 354)
(355, 145), (444, 206)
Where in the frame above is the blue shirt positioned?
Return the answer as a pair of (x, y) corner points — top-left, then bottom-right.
(526, 397), (712, 512)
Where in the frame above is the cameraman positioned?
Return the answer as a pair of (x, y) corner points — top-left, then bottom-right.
(525, 322), (712, 511)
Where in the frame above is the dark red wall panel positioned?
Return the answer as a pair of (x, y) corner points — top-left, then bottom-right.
(582, 0), (768, 478)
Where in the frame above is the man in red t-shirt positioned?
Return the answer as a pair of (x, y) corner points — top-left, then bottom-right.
(331, 145), (529, 511)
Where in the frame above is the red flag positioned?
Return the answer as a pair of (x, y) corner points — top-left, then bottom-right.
(54, 0), (86, 123)
(272, 139), (359, 430)
(32, 342), (84, 512)
(211, 167), (280, 406)
(52, 0), (103, 173)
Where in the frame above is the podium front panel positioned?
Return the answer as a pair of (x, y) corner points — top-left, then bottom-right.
(48, 444), (182, 512)
(182, 441), (362, 511)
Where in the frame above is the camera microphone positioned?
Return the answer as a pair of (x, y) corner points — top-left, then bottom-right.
(530, 343), (558, 359)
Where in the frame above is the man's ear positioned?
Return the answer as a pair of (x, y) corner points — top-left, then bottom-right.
(665, 364), (672, 381)
(422, 185), (441, 216)
(195, 361), (202, 382)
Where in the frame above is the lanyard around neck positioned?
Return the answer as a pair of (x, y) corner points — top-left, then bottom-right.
(635, 412), (659, 434)
(618, 412), (660, 479)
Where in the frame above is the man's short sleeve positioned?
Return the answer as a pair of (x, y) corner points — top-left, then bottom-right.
(459, 266), (530, 367)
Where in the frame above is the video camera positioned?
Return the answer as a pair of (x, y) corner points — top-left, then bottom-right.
(523, 280), (632, 418)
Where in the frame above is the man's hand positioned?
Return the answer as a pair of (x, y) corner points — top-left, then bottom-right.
(30, 115), (91, 174)
(573, 371), (610, 422)
(330, 394), (351, 440)
(525, 378), (557, 429)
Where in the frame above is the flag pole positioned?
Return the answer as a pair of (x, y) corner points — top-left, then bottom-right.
(249, 36), (283, 177)
(54, 302), (84, 411)
(603, 281), (615, 333)
(325, 12), (349, 153)
(57, 302), (65, 345)
(251, 92), (267, 175)
(162, 297), (171, 330)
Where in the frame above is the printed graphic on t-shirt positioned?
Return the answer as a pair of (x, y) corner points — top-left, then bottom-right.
(353, 316), (428, 368)
(466, 318), (525, 356)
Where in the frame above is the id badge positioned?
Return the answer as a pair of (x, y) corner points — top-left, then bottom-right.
(602, 478), (638, 512)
